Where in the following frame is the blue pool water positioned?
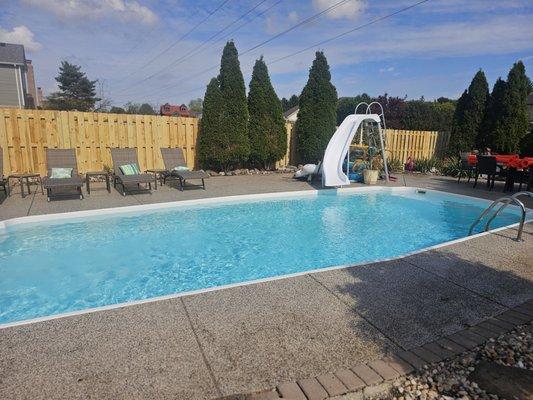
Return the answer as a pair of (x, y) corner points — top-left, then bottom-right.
(0, 189), (523, 325)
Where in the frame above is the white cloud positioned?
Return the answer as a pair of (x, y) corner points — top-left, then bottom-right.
(21, 0), (158, 25)
(288, 11), (299, 22)
(313, 0), (367, 20)
(379, 66), (395, 73)
(0, 25), (42, 51)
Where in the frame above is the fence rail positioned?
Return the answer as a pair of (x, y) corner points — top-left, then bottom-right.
(385, 129), (450, 164)
(0, 109), (198, 176)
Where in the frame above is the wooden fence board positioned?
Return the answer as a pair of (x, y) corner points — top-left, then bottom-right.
(0, 109), (198, 175)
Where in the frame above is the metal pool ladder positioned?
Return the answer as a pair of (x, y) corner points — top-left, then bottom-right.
(468, 191), (532, 241)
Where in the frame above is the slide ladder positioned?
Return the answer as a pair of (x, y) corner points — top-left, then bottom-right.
(468, 191), (532, 241)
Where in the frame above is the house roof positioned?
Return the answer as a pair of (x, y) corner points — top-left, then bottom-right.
(160, 103), (193, 117)
(283, 105), (299, 119)
(0, 42), (26, 65)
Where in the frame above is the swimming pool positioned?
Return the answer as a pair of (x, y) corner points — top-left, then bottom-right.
(0, 187), (527, 326)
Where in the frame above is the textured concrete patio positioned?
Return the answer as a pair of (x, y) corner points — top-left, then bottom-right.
(0, 174), (531, 399)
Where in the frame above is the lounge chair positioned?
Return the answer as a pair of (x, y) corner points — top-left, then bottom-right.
(111, 148), (154, 196)
(0, 147), (8, 196)
(160, 148), (208, 190)
(42, 149), (84, 201)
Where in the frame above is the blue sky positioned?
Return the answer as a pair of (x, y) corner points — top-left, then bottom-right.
(1, 0), (532, 108)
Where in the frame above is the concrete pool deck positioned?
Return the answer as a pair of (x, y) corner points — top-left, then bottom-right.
(0, 174), (532, 399)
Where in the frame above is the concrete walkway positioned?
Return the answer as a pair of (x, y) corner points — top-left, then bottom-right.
(0, 174), (531, 399)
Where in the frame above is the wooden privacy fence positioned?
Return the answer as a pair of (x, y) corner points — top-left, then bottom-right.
(385, 129), (450, 164)
(0, 109), (198, 176)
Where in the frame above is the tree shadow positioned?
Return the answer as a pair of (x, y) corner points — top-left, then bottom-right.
(312, 240), (532, 350)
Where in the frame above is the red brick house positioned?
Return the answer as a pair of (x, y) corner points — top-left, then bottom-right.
(160, 103), (192, 117)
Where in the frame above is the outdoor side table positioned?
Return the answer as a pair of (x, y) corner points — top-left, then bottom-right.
(7, 173), (44, 198)
(146, 169), (166, 190)
(85, 171), (110, 194)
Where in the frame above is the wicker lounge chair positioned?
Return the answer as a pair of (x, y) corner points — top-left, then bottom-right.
(160, 148), (208, 190)
(111, 148), (154, 196)
(42, 149), (84, 201)
(0, 147), (8, 196)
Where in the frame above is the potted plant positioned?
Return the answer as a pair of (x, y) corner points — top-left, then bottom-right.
(363, 146), (379, 185)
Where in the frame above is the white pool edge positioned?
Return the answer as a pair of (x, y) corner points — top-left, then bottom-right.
(1, 186), (531, 329)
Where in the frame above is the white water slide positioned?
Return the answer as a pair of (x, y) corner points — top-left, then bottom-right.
(321, 113), (388, 187)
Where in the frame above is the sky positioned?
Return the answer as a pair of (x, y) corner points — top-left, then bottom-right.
(1, 0), (532, 108)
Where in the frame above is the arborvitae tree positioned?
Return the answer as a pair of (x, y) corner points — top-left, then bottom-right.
(449, 90), (469, 154)
(295, 51), (338, 163)
(480, 78), (507, 150)
(465, 70), (489, 149)
(197, 78), (224, 169)
(247, 57), (287, 169)
(218, 41), (250, 170)
(46, 61), (100, 111)
(497, 61), (530, 153)
(449, 70), (488, 153)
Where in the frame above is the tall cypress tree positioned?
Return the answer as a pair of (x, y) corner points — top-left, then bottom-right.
(295, 51), (338, 163)
(497, 61), (530, 153)
(480, 78), (507, 151)
(450, 70), (488, 153)
(247, 57), (287, 169)
(449, 90), (469, 154)
(197, 78), (224, 169)
(218, 41), (249, 170)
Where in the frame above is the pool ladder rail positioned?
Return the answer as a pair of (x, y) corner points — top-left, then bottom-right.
(468, 191), (532, 241)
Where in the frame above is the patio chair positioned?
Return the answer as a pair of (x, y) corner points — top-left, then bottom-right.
(473, 155), (500, 191)
(457, 152), (476, 183)
(160, 148), (208, 191)
(42, 149), (84, 201)
(110, 148), (154, 196)
(0, 147), (8, 197)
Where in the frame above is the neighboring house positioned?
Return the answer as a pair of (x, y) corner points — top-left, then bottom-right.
(0, 42), (38, 108)
(283, 106), (299, 123)
(160, 103), (193, 117)
(527, 93), (533, 125)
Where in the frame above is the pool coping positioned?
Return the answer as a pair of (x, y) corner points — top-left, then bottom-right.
(1, 185), (531, 330)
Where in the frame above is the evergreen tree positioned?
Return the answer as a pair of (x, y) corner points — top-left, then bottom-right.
(450, 70), (489, 153)
(138, 103), (156, 115)
(449, 90), (469, 154)
(197, 78), (224, 169)
(295, 51), (338, 163)
(336, 94), (372, 125)
(496, 61), (530, 153)
(46, 61), (100, 111)
(480, 78), (507, 150)
(218, 41), (250, 169)
(281, 94), (299, 112)
(247, 57), (287, 169)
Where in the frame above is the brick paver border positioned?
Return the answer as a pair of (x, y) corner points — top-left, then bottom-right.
(220, 300), (533, 400)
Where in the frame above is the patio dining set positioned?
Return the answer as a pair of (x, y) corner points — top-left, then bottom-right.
(457, 152), (533, 192)
(0, 147), (209, 201)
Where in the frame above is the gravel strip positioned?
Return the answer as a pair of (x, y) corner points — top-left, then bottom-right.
(385, 323), (532, 400)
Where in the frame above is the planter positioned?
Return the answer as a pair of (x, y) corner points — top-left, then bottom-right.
(363, 169), (379, 185)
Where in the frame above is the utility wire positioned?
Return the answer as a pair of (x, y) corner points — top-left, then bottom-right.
(135, 0), (431, 102)
(118, 0), (356, 99)
(114, 0), (271, 95)
(116, 0), (231, 84)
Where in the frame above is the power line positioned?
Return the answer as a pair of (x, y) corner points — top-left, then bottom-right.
(117, 0), (231, 84)
(135, 0), (431, 103)
(114, 0), (271, 96)
(117, 0), (357, 100)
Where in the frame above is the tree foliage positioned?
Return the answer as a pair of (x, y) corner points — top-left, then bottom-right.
(495, 61), (530, 153)
(337, 94), (372, 125)
(188, 98), (203, 113)
(247, 57), (287, 169)
(197, 42), (250, 170)
(449, 70), (489, 153)
(296, 51), (338, 163)
(281, 94), (299, 112)
(45, 61), (100, 111)
(198, 78), (224, 169)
